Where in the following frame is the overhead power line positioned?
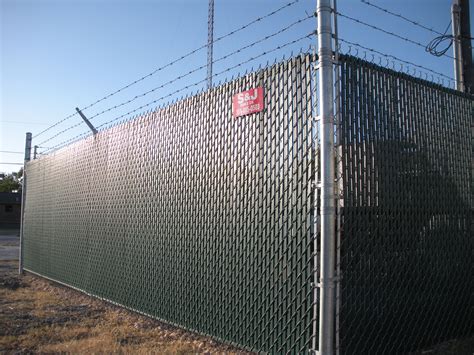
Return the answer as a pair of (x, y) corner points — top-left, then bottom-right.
(36, 15), (313, 146)
(0, 151), (23, 154)
(33, 0), (301, 139)
(337, 11), (455, 60)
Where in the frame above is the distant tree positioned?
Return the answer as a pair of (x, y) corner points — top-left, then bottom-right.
(0, 168), (22, 192)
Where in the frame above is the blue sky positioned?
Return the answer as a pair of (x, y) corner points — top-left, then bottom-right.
(1, 0), (472, 173)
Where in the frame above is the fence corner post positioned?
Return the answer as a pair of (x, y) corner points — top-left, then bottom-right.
(19, 132), (32, 275)
(316, 0), (337, 354)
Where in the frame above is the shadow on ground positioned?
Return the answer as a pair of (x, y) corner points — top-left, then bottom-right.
(0, 228), (247, 353)
(0, 229), (472, 354)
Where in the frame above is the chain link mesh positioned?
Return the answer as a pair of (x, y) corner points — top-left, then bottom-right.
(23, 51), (472, 354)
(23, 54), (317, 353)
(337, 55), (473, 354)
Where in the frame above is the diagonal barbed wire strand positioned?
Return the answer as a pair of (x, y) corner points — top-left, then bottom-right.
(41, 34), (314, 153)
(338, 38), (455, 84)
(336, 11), (455, 60)
(96, 33), (313, 129)
(88, 15), (313, 121)
(36, 16), (313, 146)
(33, 0), (301, 139)
(360, 0), (445, 36)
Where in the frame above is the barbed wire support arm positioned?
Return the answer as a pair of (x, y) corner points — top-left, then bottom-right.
(76, 107), (98, 135)
(19, 132), (32, 275)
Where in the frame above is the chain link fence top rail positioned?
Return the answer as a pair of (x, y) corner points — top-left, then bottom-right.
(337, 54), (473, 355)
(23, 53), (317, 353)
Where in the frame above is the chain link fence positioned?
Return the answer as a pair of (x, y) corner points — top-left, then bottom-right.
(22, 52), (473, 353)
(337, 55), (473, 354)
(23, 53), (317, 353)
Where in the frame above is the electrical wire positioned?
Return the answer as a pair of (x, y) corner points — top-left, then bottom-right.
(338, 38), (455, 84)
(357, 1), (473, 58)
(336, 11), (455, 60)
(33, 0), (301, 139)
(426, 21), (454, 57)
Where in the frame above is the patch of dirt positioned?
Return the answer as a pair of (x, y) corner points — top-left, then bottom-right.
(0, 275), (25, 290)
(1, 259), (472, 354)
(0, 260), (250, 354)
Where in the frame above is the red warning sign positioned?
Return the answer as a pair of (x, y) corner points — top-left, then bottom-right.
(232, 87), (264, 118)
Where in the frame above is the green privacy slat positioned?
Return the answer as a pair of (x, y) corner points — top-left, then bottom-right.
(23, 54), (316, 353)
(24, 52), (471, 355)
(337, 55), (473, 355)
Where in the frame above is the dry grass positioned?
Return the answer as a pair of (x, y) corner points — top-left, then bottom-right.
(0, 260), (249, 354)
(1, 259), (473, 354)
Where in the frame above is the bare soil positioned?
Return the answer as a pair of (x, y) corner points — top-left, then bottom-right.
(0, 228), (472, 354)
(0, 260), (249, 354)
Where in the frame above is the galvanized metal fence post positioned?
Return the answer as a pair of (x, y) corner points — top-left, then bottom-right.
(19, 132), (32, 274)
(316, 0), (336, 354)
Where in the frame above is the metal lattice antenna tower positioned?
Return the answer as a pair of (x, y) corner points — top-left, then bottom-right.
(207, 0), (214, 89)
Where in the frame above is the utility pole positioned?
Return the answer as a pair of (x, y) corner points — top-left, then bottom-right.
(19, 132), (32, 274)
(460, 0), (473, 93)
(452, 1), (464, 90)
(315, 0), (336, 354)
(207, 0), (215, 90)
(452, 0), (473, 92)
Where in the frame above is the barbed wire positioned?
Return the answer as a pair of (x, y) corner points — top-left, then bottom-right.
(338, 38), (455, 86)
(41, 34), (314, 154)
(36, 17), (313, 147)
(336, 11), (455, 60)
(96, 33), (314, 130)
(40, 132), (91, 155)
(360, 0), (444, 36)
(33, 0), (301, 139)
